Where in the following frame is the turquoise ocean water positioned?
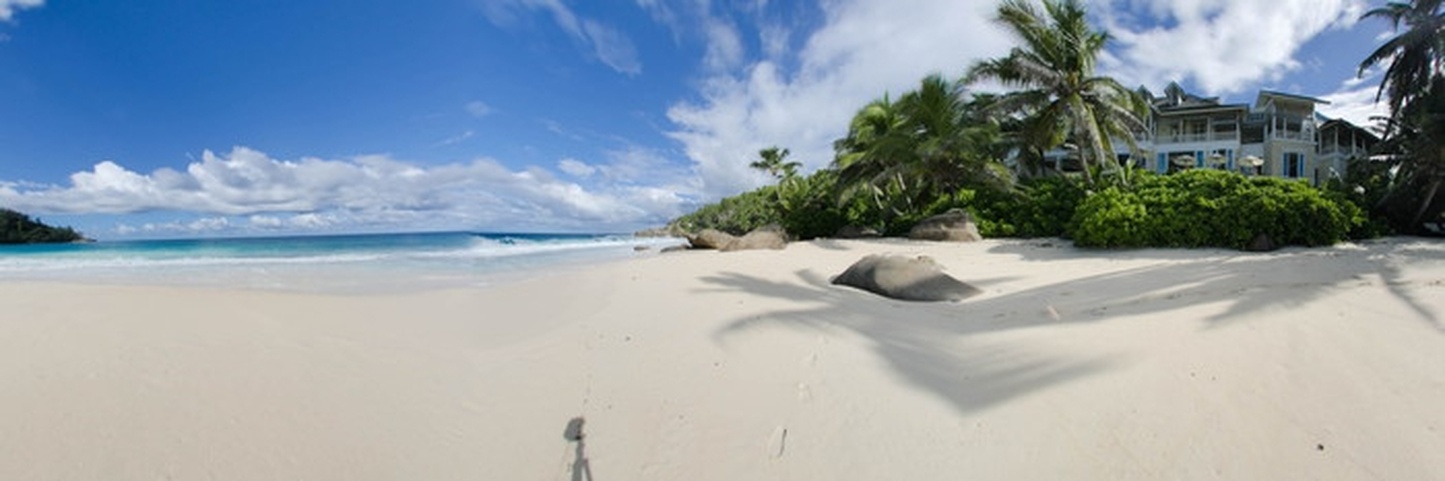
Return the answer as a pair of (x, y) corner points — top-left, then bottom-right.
(0, 232), (686, 293)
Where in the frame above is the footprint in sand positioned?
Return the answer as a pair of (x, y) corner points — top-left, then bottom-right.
(767, 426), (788, 459)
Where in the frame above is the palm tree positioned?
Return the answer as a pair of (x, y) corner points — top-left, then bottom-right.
(834, 75), (1008, 201)
(1359, 0), (1445, 232)
(967, 0), (1149, 186)
(749, 146), (800, 181)
(1373, 77), (1445, 229)
(1358, 0), (1445, 120)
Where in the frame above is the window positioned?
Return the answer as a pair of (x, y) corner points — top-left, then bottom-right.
(1283, 152), (1305, 178)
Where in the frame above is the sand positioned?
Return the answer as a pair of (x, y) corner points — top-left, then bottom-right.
(2, 237), (1444, 480)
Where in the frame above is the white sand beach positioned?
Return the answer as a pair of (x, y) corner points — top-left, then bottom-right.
(3, 238), (1444, 480)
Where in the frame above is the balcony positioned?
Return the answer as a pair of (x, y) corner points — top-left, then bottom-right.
(1319, 145), (1370, 157)
(1271, 130), (1314, 142)
(1154, 130), (1239, 144)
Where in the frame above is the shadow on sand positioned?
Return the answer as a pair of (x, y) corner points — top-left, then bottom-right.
(701, 238), (1445, 414)
(563, 417), (593, 481)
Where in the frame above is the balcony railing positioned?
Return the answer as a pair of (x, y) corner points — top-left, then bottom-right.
(1272, 130), (1314, 141)
(1155, 131), (1240, 144)
(1319, 145), (1370, 156)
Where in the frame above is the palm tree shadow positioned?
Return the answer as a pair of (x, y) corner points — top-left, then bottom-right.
(703, 241), (1445, 413)
(704, 269), (1120, 413)
(990, 239), (1445, 329)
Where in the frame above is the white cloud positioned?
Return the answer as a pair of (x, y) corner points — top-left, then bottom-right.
(187, 217), (231, 232)
(595, 145), (688, 184)
(702, 20), (744, 72)
(557, 158), (596, 177)
(244, 213), (334, 231)
(119, 217), (233, 236)
(0, 146), (686, 234)
(436, 130), (475, 146)
(580, 20), (642, 75)
(1098, 0), (1366, 94)
(481, 0), (642, 75)
(0, 0), (42, 22)
(247, 215), (284, 228)
(665, 0), (1012, 198)
(1317, 64), (1389, 127)
(465, 101), (493, 118)
(286, 212), (334, 229)
(1318, 82), (1390, 128)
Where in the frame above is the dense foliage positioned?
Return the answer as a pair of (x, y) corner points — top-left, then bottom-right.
(1070, 170), (1362, 249)
(0, 209), (85, 244)
(1355, 0), (1445, 234)
(965, 0), (1149, 186)
(669, 186), (781, 236)
(970, 176), (1086, 238)
(669, 0), (1427, 250)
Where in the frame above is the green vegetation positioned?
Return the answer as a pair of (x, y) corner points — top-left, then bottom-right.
(671, 0), (1444, 249)
(0, 208), (85, 244)
(1071, 170), (1360, 249)
(966, 0), (1149, 187)
(1355, 0), (1445, 234)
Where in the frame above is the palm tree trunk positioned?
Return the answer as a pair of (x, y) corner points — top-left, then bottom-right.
(1412, 177), (1442, 228)
(1071, 96), (1104, 187)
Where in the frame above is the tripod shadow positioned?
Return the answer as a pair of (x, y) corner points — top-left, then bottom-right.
(564, 417), (594, 481)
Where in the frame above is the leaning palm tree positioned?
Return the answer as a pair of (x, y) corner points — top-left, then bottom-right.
(1372, 77), (1445, 230)
(1359, 0), (1445, 232)
(1358, 0), (1445, 120)
(967, 0), (1149, 186)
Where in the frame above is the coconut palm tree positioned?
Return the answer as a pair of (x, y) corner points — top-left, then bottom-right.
(1372, 77), (1445, 230)
(1359, 0), (1445, 232)
(1358, 0), (1445, 120)
(967, 0), (1149, 186)
(833, 75), (1008, 204)
(749, 146), (800, 181)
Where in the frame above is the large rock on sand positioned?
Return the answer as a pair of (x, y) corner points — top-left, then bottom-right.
(687, 229), (737, 250)
(908, 209), (981, 242)
(721, 225), (788, 251)
(831, 254), (981, 302)
(686, 226), (789, 251)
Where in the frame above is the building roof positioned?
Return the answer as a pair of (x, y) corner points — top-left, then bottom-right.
(1146, 81), (1251, 116)
(1318, 118), (1380, 142)
(1256, 90), (1331, 106)
(1155, 103), (1249, 116)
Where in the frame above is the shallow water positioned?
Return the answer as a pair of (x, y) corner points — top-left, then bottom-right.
(0, 232), (686, 293)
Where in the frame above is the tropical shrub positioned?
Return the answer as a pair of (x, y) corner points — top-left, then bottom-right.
(1071, 169), (1361, 249)
(971, 176), (1087, 238)
(669, 185), (782, 235)
(778, 170), (850, 239)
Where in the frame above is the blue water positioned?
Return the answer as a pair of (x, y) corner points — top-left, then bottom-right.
(0, 232), (686, 293)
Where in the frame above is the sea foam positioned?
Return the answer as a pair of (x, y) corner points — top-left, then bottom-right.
(0, 232), (686, 293)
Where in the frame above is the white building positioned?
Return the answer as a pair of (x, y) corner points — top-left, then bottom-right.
(1044, 82), (1378, 185)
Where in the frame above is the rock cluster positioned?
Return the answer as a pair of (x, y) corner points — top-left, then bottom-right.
(684, 225), (789, 252)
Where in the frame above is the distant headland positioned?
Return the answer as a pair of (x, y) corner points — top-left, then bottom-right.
(0, 208), (88, 244)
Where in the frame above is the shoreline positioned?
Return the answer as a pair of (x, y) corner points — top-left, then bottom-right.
(3, 237), (1443, 479)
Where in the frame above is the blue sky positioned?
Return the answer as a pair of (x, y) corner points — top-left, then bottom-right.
(0, 0), (1398, 239)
